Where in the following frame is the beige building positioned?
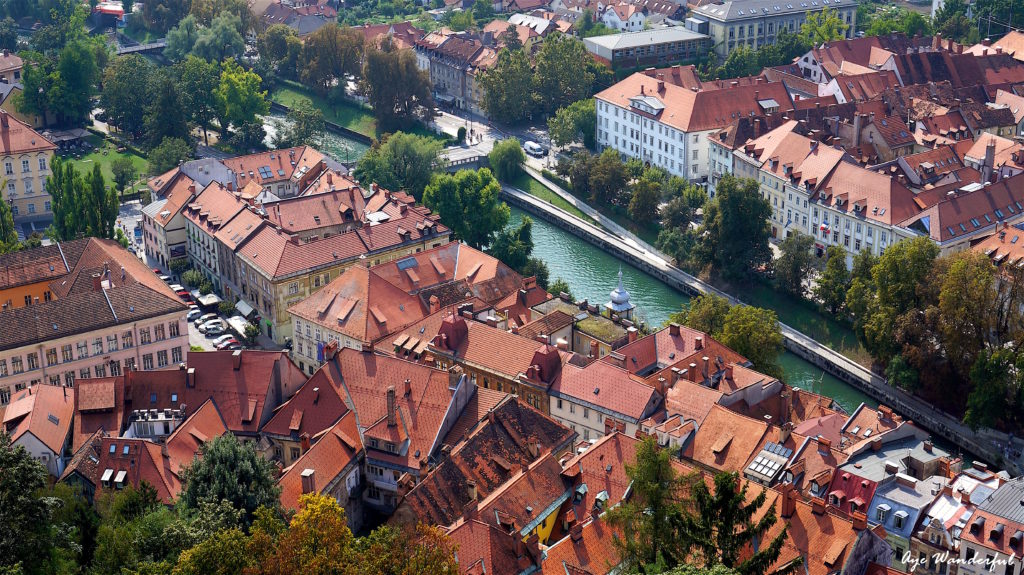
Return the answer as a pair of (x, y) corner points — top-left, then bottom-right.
(0, 110), (55, 224)
(0, 239), (190, 406)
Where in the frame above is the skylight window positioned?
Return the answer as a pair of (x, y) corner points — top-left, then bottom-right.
(971, 218), (982, 228)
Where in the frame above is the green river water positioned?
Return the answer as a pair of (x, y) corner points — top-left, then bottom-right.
(510, 208), (877, 414)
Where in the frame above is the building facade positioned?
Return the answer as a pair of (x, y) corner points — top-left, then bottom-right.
(0, 110), (55, 225)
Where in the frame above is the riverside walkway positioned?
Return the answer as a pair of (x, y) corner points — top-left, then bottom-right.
(503, 170), (1023, 474)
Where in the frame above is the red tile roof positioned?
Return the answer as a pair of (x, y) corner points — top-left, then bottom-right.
(278, 410), (363, 511)
(685, 404), (769, 473)
(441, 385), (511, 448)
(163, 398), (228, 478)
(816, 161), (921, 225)
(262, 365), (350, 440)
(94, 437), (179, 503)
(394, 396), (575, 527)
(608, 324), (747, 377)
(785, 436), (849, 499)
(432, 316), (552, 382)
(222, 146), (323, 187)
(0, 111), (55, 155)
(560, 433), (638, 516)
(763, 494), (862, 575)
(540, 517), (622, 575)
(595, 73), (793, 133)
(183, 181), (248, 237)
(73, 377), (125, 451)
(3, 383), (74, 454)
(476, 453), (570, 535)
(449, 518), (535, 575)
(827, 468), (879, 516)
(553, 361), (660, 422)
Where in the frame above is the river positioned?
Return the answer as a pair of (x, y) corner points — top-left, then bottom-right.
(511, 207), (877, 414)
(264, 111), (369, 164)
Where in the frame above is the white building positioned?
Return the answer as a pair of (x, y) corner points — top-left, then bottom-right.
(595, 71), (792, 183)
(602, 3), (647, 31)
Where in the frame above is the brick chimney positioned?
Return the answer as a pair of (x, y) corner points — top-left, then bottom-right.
(688, 363), (698, 382)
(811, 497), (826, 515)
(301, 468), (316, 494)
(627, 326), (638, 343)
(404, 378), (412, 397)
(387, 385), (397, 427)
(570, 523), (584, 542)
(300, 432), (311, 454)
(467, 479), (478, 501)
(92, 272), (102, 291)
(232, 349), (242, 370)
(780, 481), (797, 518)
(695, 336), (703, 350)
(852, 511), (868, 530)
(669, 323), (681, 337)
(429, 295), (440, 314)
(186, 367), (196, 388)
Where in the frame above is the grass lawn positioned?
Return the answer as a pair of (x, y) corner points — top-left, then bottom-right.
(508, 172), (595, 224)
(271, 81), (378, 138)
(61, 135), (149, 194)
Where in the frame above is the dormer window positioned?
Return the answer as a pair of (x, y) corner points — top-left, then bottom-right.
(894, 510), (908, 530)
(876, 504), (890, 522)
(830, 493), (840, 506)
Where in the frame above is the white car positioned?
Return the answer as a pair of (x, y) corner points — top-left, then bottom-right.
(212, 334), (236, 346)
(186, 308), (202, 321)
(168, 284), (185, 292)
(194, 312), (218, 326)
(523, 141), (546, 157)
(199, 319), (225, 334)
(204, 324), (226, 337)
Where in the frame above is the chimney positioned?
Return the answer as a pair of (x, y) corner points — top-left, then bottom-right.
(851, 511), (868, 530)
(232, 349), (242, 370)
(780, 421), (793, 444)
(853, 113), (862, 147)
(448, 365), (463, 389)
(984, 139), (997, 182)
(656, 376), (667, 396)
(669, 323), (681, 337)
(387, 386), (397, 427)
(0, 109), (8, 129)
(811, 497), (826, 515)
(556, 338), (568, 351)
(695, 336), (703, 350)
(924, 440), (933, 453)
(724, 365), (734, 381)
(932, 32), (941, 50)
(688, 363), (698, 382)
(818, 437), (832, 453)
(781, 388), (792, 423)
(92, 272), (102, 291)
(404, 378), (412, 397)
(300, 468), (316, 494)
(701, 356), (709, 380)
(300, 433), (311, 454)
(186, 367), (196, 388)
(467, 479), (478, 501)
(429, 295), (440, 314)
(781, 481), (797, 518)
(527, 436), (539, 458)
(570, 523), (584, 542)
(627, 326), (638, 343)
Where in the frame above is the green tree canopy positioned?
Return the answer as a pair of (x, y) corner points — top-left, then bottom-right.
(423, 168), (510, 249)
(548, 99), (597, 149)
(360, 36), (434, 131)
(178, 434), (280, 525)
(799, 7), (849, 45)
(813, 245), (849, 316)
(479, 47), (534, 124)
(488, 138), (526, 181)
(773, 232), (815, 296)
(216, 58), (268, 133)
(719, 305), (784, 379)
(149, 137), (193, 174)
(533, 33), (595, 115)
(192, 11), (245, 62)
(692, 175), (772, 279)
(299, 24), (364, 96)
(354, 132), (445, 200)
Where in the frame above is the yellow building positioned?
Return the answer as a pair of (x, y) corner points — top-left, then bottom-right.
(0, 110), (55, 224)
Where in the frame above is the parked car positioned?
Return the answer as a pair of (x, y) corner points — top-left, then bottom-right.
(199, 319), (225, 334)
(159, 275), (171, 283)
(168, 284), (185, 292)
(187, 308), (202, 321)
(152, 268), (162, 275)
(211, 334), (236, 346)
(194, 313), (218, 326)
(523, 141), (546, 157)
(226, 343), (244, 351)
(215, 338), (240, 350)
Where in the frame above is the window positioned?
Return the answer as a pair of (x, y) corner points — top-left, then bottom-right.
(169, 321), (179, 338)
(93, 338), (103, 355)
(0, 387), (9, 405)
(583, 407), (589, 419)
(157, 350), (168, 368)
(829, 494), (840, 506)
(0, 359), (6, 377)
(894, 511), (907, 529)
(26, 352), (38, 370)
(122, 331), (133, 348)
(557, 399), (563, 410)
(154, 324), (165, 341)
(290, 447), (300, 460)
(61, 344), (73, 362)
(107, 335), (118, 352)
(38, 157), (46, 171)
(965, 548), (976, 562)
(4, 162), (11, 175)
(109, 360), (121, 376)
(79, 368), (90, 379)
(45, 348), (57, 366)
(124, 358), (135, 371)
(94, 364), (106, 378)
(20, 159), (28, 173)
(569, 404), (575, 414)
(139, 328), (151, 345)
(172, 346), (182, 363)
(142, 354), (153, 370)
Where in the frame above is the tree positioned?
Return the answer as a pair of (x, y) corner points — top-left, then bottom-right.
(361, 36), (434, 131)
(189, 0), (254, 30)
(101, 54), (155, 137)
(47, 158), (117, 240)
(549, 278), (573, 299)
(258, 24), (298, 64)
(0, 17), (17, 51)
(353, 524), (459, 575)
(181, 269), (204, 286)
(964, 349), (1022, 431)
(799, 7), (849, 46)
(533, 33), (595, 114)
(179, 434), (280, 525)
(299, 24), (363, 96)
(145, 70), (191, 147)
(720, 305), (784, 379)
(259, 494), (354, 575)
(885, 354), (919, 392)
(447, 9), (475, 31)
(0, 434), (63, 575)
(216, 59), (268, 133)
(629, 176), (661, 223)
(714, 45), (761, 80)
(677, 472), (796, 575)
(938, 251), (997, 374)
(149, 137), (193, 174)
(142, 0), (191, 33)
(176, 55), (221, 144)
(244, 322), (261, 346)
(548, 99), (597, 149)
(487, 138), (526, 181)
(498, 23), (523, 51)
(607, 438), (695, 572)
(49, 38), (100, 125)
(423, 168), (510, 249)
(0, 192), (18, 254)
(692, 175), (772, 279)
(111, 157), (139, 193)
(354, 132), (444, 200)
(479, 48), (534, 124)
(489, 216), (536, 271)
(668, 292), (730, 334)
(164, 14), (199, 62)
(774, 232), (815, 296)
(192, 12), (245, 63)
(273, 98), (324, 148)
(588, 148), (627, 205)
(172, 528), (251, 575)
(814, 245), (849, 316)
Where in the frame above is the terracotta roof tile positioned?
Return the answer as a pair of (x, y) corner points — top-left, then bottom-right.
(431, 316), (550, 382)
(685, 404), (769, 473)
(278, 410), (363, 511)
(73, 377), (125, 451)
(94, 437), (179, 504)
(3, 383), (74, 454)
(0, 111), (55, 155)
(540, 517), (622, 575)
(262, 366), (350, 440)
(448, 518), (533, 575)
(163, 398), (228, 477)
(552, 361), (660, 422)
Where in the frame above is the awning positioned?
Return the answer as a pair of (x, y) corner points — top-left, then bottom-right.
(114, 470), (127, 485)
(235, 299), (255, 319)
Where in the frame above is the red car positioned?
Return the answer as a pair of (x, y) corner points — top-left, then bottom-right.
(216, 338), (240, 350)
(176, 290), (193, 303)
(152, 268), (162, 275)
